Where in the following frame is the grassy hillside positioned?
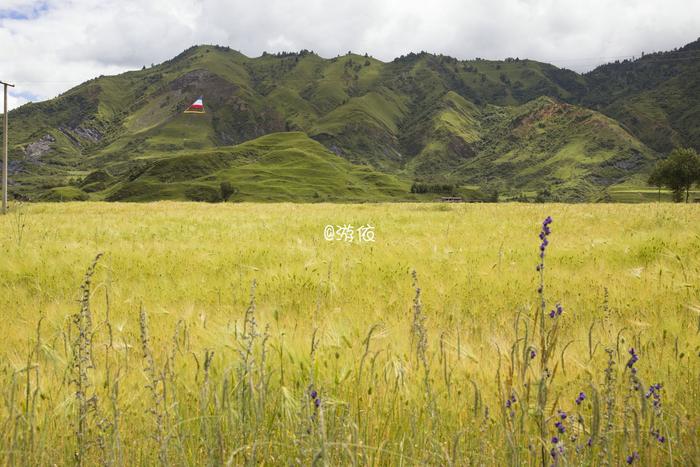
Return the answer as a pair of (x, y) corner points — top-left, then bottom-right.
(18, 132), (416, 202)
(4, 39), (698, 202)
(580, 38), (700, 153)
(451, 97), (656, 200)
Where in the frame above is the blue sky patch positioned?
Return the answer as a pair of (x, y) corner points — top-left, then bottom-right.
(10, 90), (40, 102)
(0, 2), (49, 21)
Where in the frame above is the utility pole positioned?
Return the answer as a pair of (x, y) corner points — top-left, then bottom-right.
(1, 80), (14, 214)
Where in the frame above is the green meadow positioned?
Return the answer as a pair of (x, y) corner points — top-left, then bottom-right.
(0, 202), (698, 465)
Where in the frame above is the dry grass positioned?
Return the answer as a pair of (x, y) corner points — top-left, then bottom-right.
(0, 201), (698, 465)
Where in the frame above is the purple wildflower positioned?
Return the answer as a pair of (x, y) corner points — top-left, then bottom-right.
(539, 218), (553, 254)
(626, 348), (639, 369)
(650, 428), (666, 443)
(575, 392), (586, 405)
(626, 452), (639, 464)
(530, 349), (537, 359)
(309, 387), (321, 410)
(552, 436), (559, 444)
(646, 383), (663, 409)
(537, 216), (553, 290)
(549, 303), (564, 319)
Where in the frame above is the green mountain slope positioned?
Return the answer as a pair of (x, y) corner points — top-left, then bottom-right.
(4, 39), (698, 202)
(452, 97), (655, 200)
(580, 38), (700, 153)
(50, 133), (419, 202)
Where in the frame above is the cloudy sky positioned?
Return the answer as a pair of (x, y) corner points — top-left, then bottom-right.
(1, 0), (698, 109)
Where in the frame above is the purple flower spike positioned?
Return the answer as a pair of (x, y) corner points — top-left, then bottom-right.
(555, 421), (566, 433)
(626, 348), (639, 369)
(537, 217), (553, 270)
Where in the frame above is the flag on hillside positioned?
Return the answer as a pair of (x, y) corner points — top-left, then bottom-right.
(184, 97), (204, 114)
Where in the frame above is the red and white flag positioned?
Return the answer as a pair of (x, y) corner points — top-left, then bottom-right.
(184, 97), (204, 113)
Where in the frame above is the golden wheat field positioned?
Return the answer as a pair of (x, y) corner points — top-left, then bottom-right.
(1, 202), (699, 466)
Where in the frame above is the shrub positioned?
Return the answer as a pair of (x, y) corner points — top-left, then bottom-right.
(219, 181), (238, 201)
(410, 182), (456, 195)
(185, 185), (222, 203)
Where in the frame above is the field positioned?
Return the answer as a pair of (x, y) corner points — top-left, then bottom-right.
(1, 202), (699, 465)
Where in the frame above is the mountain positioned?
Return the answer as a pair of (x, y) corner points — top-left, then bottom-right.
(4, 39), (699, 202)
(579, 40), (700, 154)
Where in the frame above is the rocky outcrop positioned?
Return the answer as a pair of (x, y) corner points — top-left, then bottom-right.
(24, 134), (56, 160)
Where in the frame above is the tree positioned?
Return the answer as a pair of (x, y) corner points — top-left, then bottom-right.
(535, 187), (553, 203)
(220, 181), (238, 201)
(647, 148), (700, 202)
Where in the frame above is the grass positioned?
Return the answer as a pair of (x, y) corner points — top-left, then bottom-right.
(95, 132), (413, 202)
(0, 201), (698, 465)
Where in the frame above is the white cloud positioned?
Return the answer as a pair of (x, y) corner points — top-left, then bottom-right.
(1, 0), (699, 109)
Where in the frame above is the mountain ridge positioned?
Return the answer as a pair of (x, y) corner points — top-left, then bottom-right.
(4, 38), (699, 202)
